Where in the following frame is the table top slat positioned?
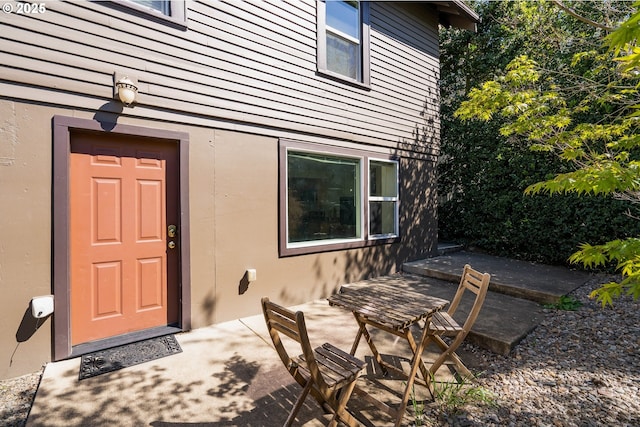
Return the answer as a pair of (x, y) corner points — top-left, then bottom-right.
(328, 292), (411, 328)
(328, 285), (449, 330)
(360, 288), (443, 316)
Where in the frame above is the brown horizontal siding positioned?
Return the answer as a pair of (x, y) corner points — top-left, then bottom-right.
(0, 62), (109, 100)
(0, 0), (441, 153)
(211, 0), (317, 47)
(2, 4), (422, 142)
(0, 27), (146, 74)
(189, 2), (433, 138)
(370, 3), (440, 115)
(373, 2), (440, 57)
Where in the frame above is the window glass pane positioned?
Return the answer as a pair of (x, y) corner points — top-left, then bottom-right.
(288, 152), (361, 243)
(326, 1), (359, 39)
(129, 0), (170, 15)
(327, 33), (359, 80)
(370, 161), (397, 197)
(370, 201), (396, 235)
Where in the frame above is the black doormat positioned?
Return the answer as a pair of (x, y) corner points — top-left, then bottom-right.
(79, 334), (182, 380)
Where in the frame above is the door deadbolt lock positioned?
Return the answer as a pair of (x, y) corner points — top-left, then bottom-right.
(168, 225), (177, 238)
(168, 241), (176, 249)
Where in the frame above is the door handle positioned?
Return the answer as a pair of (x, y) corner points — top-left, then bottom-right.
(168, 241), (176, 249)
(168, 225), (177, 238)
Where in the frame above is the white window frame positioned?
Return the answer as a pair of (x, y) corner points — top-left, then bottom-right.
(317, 0), (371, 88)
(114, 0), (187, 27)
(368, 158), (399, 239)
(285, 147), (365, 250)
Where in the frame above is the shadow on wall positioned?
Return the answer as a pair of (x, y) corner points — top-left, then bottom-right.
(239, 269), (257, 295)
(10, 301), (52, 367)
(392, 85), (441, 264)
(283, 88), (441, 300)
(16, 307), (46, 343)
(198, 80), (441, 317)
(92, 101), (124, 132)
(200, 288), (217, 326)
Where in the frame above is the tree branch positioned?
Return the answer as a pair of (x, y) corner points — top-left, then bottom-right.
(551, 0), (615, 32)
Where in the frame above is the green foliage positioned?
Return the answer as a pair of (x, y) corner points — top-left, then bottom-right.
(456, 53), (640, 200)
(607, 4), (640, 70)
(408, 383), (425, 426)
(570, 238), (640, 304)
(432, 374), (496, 416)
(543, 295), (583, 310)
(440, 1), (640, 304)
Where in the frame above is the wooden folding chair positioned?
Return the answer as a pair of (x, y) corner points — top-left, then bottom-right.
(423, 264), (491, 384)
(261, 297), (367, 427)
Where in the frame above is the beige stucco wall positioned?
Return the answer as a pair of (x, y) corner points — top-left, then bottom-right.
(0, 100), (438, 380)
(195, 129), (419, 326)
(1, 101), (56, 379)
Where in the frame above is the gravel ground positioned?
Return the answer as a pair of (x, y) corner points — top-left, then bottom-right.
(0, 275), (638, 427)
(422, 274), (640, 427)
(0, 368), (42, 427)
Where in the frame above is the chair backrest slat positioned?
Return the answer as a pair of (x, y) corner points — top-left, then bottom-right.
(261, 297), (326, 389)
(270, 320), (301, 342)
(463, 271), (485, 292)
(264, 303), (302, 343)
(446, 264), (491, 331)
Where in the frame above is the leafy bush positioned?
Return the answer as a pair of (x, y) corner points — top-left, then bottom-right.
(438, 1), (640, 269)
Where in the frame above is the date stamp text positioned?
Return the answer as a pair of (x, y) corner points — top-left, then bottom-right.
(2, 2), (47, 14)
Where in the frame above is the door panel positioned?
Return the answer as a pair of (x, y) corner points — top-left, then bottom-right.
(94, 261), (122, 318)
(70, 133), (179, 345)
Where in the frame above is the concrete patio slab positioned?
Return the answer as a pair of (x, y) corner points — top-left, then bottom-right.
(27, 253), (594, 426)
(27, 298), (456, 427)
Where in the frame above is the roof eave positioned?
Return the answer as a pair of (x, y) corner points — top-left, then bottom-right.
(429, 1), (481, 32)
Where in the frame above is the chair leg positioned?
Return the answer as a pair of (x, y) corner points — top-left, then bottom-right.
(285, 380), (313, 427)
(328, 381), (360, 427)
(428, 336), (473, 382)
(445, 349), (473, 380)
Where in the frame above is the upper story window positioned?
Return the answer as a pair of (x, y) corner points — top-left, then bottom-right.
(130, 0), (170, 15)
(326, 1), (360, 80)
(279, 140), (398, 256)
(115, 0), (186, 26)
(317, 1), (371, 87)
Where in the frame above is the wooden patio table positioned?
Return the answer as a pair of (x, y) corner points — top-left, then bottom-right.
(328, 284), (449, 427)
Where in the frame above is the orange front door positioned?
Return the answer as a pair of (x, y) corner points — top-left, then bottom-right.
(69, 132), (179, 345)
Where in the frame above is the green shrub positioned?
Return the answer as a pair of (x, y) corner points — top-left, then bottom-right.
(543, 295), (583, 310)
(437, 120), (640, 266)
(432, 374), (496, 416)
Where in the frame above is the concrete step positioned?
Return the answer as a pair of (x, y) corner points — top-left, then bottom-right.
(404, 251), (590, 305)
(436, 242), (464, 256)
(397, 251), (592, 355)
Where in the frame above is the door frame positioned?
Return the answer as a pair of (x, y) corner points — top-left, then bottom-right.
(52, 115), (191, 361)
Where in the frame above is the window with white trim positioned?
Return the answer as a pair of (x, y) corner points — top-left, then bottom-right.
(317, 0), (371, 86)
(129, 0), (170, 15)
(280, 140), (398, 256)
(115, 0), (186, 26)
(369, 159), (399, 238)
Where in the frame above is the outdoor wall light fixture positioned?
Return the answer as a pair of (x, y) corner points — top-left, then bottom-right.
(114, 75), (138, 107)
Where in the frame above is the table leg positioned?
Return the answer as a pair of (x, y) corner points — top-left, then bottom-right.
(349, 314), (364, 356)
(354, 314), (389, 376)
(404, 326), (432, 387)
(394, 323), (433, 427)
